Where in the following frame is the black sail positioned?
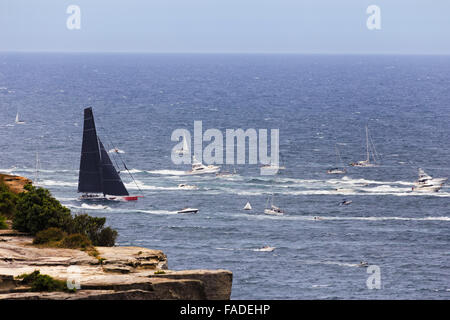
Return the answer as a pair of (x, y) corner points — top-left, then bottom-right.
(99, 139), (129, 196)
(78, 107), (102, 193)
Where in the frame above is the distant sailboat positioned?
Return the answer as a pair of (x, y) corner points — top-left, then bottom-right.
(264, 185), (284, 215)
(34, 152), (41, 187)
(78, 107), (141, 201)
(327, 144), (347, 174)
(350, 126), (379, 167)
(243, 202), (252, 210)
(15, 112), (25, 124)
(175, 133), (189, 155)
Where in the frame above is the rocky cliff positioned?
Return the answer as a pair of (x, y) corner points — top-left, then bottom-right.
(0, 174), (31, 194)
(0, 228), (232, 300)
(0, 173), (232, 300)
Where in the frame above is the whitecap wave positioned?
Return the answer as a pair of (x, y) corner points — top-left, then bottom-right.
(232, 213), (450, 222)
(81, 203), (110, 210)
(39, 180), (78, 187)
(146, 169), (188, 176)
(124, 180), (179, 191)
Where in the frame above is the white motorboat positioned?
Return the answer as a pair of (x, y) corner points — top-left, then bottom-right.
(327, 168), (347, 174)
(216, 168), (237, 177)
(178, 184), (198, 190)
(177, 207), (199, 214)
(185, 156), (220, 175)
(255, 246), (275, 252)
(108, 148), (125, 154)
(358, 261), (369, 268)
(339, 199), (353, 206)
(412, 168), (447, 192)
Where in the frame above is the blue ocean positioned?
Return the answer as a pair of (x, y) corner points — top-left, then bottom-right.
(0, 53), (449, 299)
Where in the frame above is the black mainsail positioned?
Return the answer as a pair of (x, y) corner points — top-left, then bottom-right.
(78, 107), (129, 197)
(99, 139), (129, 196)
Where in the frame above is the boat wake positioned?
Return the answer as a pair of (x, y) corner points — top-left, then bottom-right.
(300, 259), (362, 268)
(138, 209), (179, 215)
(65, 203), (111, 210)
(233, 213), (450, 222)
(146, 169), (188, 176)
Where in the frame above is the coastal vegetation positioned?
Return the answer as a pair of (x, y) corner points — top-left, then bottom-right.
(0, 176), (18, 218)
(0, 215), (7, 230)
(16, 270), (75, 293)
(0, 178), (117, 247)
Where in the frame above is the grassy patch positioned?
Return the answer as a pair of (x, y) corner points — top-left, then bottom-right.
(0, 215), (8, 230)
(16, 270), (75, 293)
(154, 270), (166, 275)
(33, 227), (67, 245)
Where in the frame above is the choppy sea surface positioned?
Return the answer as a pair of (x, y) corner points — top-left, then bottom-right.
(0, 53), (449, 299)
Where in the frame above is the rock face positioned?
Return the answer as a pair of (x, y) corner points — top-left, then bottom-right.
(0, 174), (31, 194)
(0, 230), (232, 300)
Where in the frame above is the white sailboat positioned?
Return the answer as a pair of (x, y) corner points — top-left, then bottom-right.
(243, 202), (252, 210)
(327, 144), (347, 174)
(34, 152), (41, 187)
(175, 133), (189, 155)
(185, 156), (220, 175)
(264, 185), (284, 215)
(350, 126), (379, 167)
(412, 168), (447, 192)
(15, 112), (25, 124)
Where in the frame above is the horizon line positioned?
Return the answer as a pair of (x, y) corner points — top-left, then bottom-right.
(0, 50), (450, 56)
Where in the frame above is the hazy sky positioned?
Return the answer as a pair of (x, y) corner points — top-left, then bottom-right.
(1, 0), (449, 54)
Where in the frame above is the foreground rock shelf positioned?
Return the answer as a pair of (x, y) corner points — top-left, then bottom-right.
(0, 229), (232, 300)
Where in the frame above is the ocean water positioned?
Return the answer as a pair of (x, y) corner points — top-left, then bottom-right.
(0, 53), (449, 299)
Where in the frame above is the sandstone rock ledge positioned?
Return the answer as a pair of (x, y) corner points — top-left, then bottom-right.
(0, 230), (232, 300)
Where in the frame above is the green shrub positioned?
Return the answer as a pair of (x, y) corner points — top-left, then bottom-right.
(13, 185), (72, 235)
(0, 215), (8, 230)
(60, 233), (92, 249)
(33, 227), (67, 245)
(8, 183), (117, 247)
(68, 214), (117, 246)
(16, 270), (73, 292)
(0, 180), (18, 218)
(154, 270), (165, 275)
(96, 227), (118, 247)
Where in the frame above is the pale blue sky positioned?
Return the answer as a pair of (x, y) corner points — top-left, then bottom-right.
(1, 0), (449, 54)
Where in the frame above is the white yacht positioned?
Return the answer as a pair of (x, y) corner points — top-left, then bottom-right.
(185, 156), (220, 175)
(412, 168), (447, 192)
